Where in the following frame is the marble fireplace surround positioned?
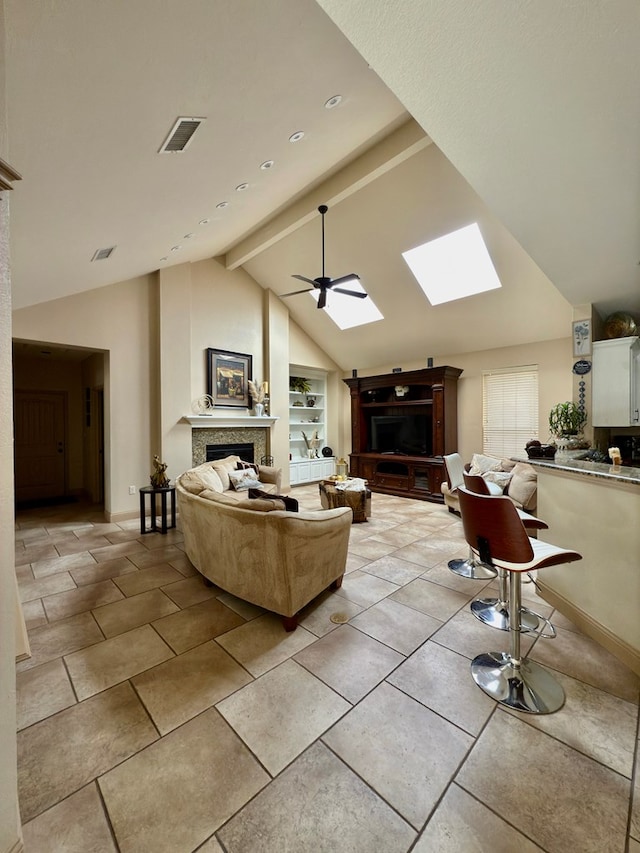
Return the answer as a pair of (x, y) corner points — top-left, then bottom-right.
(186, 415), (277, 467)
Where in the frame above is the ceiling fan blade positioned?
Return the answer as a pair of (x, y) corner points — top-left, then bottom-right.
(291, 274), (317, 286)
(329, 273), (360, 287)
(332, 288), (368, 299)
(280, 287), (314, 298)
(317, 288), (327, 310)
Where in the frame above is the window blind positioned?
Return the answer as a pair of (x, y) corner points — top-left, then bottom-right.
(482, 366), (539, 457)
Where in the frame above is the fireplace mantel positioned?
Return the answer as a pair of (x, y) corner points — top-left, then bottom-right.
(184, 415), (279, 429)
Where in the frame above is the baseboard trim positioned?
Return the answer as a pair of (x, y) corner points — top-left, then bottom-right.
(536, 580), (640, 676)
(5, 838), (24, 853)
(105, 509), (139, 524)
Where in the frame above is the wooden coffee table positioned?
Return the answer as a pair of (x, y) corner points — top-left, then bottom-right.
(319, 479), (371, 523)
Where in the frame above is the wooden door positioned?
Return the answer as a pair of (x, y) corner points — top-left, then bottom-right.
(14, 391), (66, 503)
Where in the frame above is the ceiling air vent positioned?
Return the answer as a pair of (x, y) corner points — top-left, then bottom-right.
(159, 117), (206, 153)
(91, 246), (116, 261)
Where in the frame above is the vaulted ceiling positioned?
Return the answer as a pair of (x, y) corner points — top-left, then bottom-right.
(6, 1), (639, 369)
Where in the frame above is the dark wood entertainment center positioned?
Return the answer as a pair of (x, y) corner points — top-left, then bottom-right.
(344, 366), (463, 502)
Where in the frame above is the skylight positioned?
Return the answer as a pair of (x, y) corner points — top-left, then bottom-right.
(309, 281), (384, 330)
(402, 223), (502, 306)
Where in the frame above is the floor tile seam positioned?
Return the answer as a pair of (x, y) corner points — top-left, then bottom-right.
(93, 777), (123, 853)
(347, 608), (443, 658)
(447, 778), (554, 853)
(126, 676), (164, 740)
(381, 673), (493, 741)
(22, 779), (119, 843)
(288, 653), (359, 707)
(416, 569), (494, 597)
(317, 737), (421, 836)
(493, 705), (637, 782)
(388, 585), (470, 624)
(524, 648), (640, 707)
(59, 643), (178, 706)
(208, 633), (260, 682)
(41, 577), (126, 623)
(15, 647), (111, 734)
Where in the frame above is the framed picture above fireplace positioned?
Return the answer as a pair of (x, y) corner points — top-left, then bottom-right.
(206, 348), (253, 408)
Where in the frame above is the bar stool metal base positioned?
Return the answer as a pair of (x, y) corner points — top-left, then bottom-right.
(447, 557), (497, 580)
(470, 598), (540, 632)
(471, 651), (565, 714)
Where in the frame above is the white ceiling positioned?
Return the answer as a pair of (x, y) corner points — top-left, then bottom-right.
(5, 1), (639, 370)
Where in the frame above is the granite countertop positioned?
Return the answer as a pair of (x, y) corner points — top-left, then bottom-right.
(513, 454), (640, 486)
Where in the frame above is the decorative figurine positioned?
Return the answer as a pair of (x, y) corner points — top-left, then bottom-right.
(150, 455), (169, 488)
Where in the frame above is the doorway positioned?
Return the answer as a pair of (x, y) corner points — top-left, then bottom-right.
(14, 390), (67, 504)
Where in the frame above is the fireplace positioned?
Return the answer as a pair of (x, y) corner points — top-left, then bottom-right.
(206, 443), (254, 463)
(191, 427), (267, 467)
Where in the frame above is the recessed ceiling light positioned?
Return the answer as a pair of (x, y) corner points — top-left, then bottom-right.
(260, 160), (275, 170)
(199, 218), (210, 225)
(236, 183), (249, 192)
(171, 245), (182, 252)
(184, 233), (195, 239)
(160, 257), (168, 262)
(324, 95), (342, 109)
(216, 201), (229, 209)
(289, 131), (305, 143)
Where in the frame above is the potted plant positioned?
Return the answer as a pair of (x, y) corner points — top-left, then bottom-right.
(548, 401), (587, 442)
(289, 376), (311, 394)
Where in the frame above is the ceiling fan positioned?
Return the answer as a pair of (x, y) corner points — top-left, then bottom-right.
(280, 204), (368, 310)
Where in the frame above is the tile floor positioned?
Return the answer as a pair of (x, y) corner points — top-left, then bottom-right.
(14, 484), (640, 852)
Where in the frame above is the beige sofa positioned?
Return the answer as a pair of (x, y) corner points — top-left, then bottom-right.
(176, 457), (352, 630)
(441, 453), (538, 514)
(177, 455), (283, 503)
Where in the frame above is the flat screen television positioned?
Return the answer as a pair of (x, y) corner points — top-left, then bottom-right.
(369, 414), (430, 456)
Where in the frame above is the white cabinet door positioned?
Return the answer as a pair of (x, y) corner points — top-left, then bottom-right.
(592, 336), (640, 426)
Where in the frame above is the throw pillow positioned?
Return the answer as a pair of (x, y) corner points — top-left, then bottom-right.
(469, 453), (502, 476)
(237, 460), (259, 475)
(179, 469), (207, 494)
(235, 497), (286, 512)
(248, 487), (299, 512)
(507, 463), (537, 509)
(211, 455), (240, 490)
(228, 469), (262, 491)
(482, 470), (513, 492)
(197, 467), (224, 493)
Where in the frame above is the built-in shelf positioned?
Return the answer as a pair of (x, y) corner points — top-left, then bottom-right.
(184, 415), (279, 428)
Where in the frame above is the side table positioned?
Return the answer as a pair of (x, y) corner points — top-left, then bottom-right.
(319, 480), (371, 523)
(139, 485), (177, 535)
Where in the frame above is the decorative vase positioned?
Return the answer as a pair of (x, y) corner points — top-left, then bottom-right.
(254, 402), (264, 417)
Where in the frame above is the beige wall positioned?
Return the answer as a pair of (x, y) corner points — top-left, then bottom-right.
(342, 336), (573, 461)
(13, 276), (155, 517)
(0, 0), (22, 845)
(12, 258), (327, 513)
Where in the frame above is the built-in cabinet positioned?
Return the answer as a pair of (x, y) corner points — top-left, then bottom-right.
(592, 336), (640, 427)
(344, 366), (462, 502)
(289, 367), (335, 484)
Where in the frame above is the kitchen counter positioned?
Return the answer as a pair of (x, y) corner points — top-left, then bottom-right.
(513, 453), (640, 486)
(517, 455), (640, 674)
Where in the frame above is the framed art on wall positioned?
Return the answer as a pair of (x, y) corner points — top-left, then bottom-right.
(572, 319), (591, 357)
(206, 348), (252, 408)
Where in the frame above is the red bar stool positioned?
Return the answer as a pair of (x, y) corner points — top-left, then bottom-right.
(442, 454), (497, 580)
(463, 471), (548, 633)
(457, 486), (582, 714)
